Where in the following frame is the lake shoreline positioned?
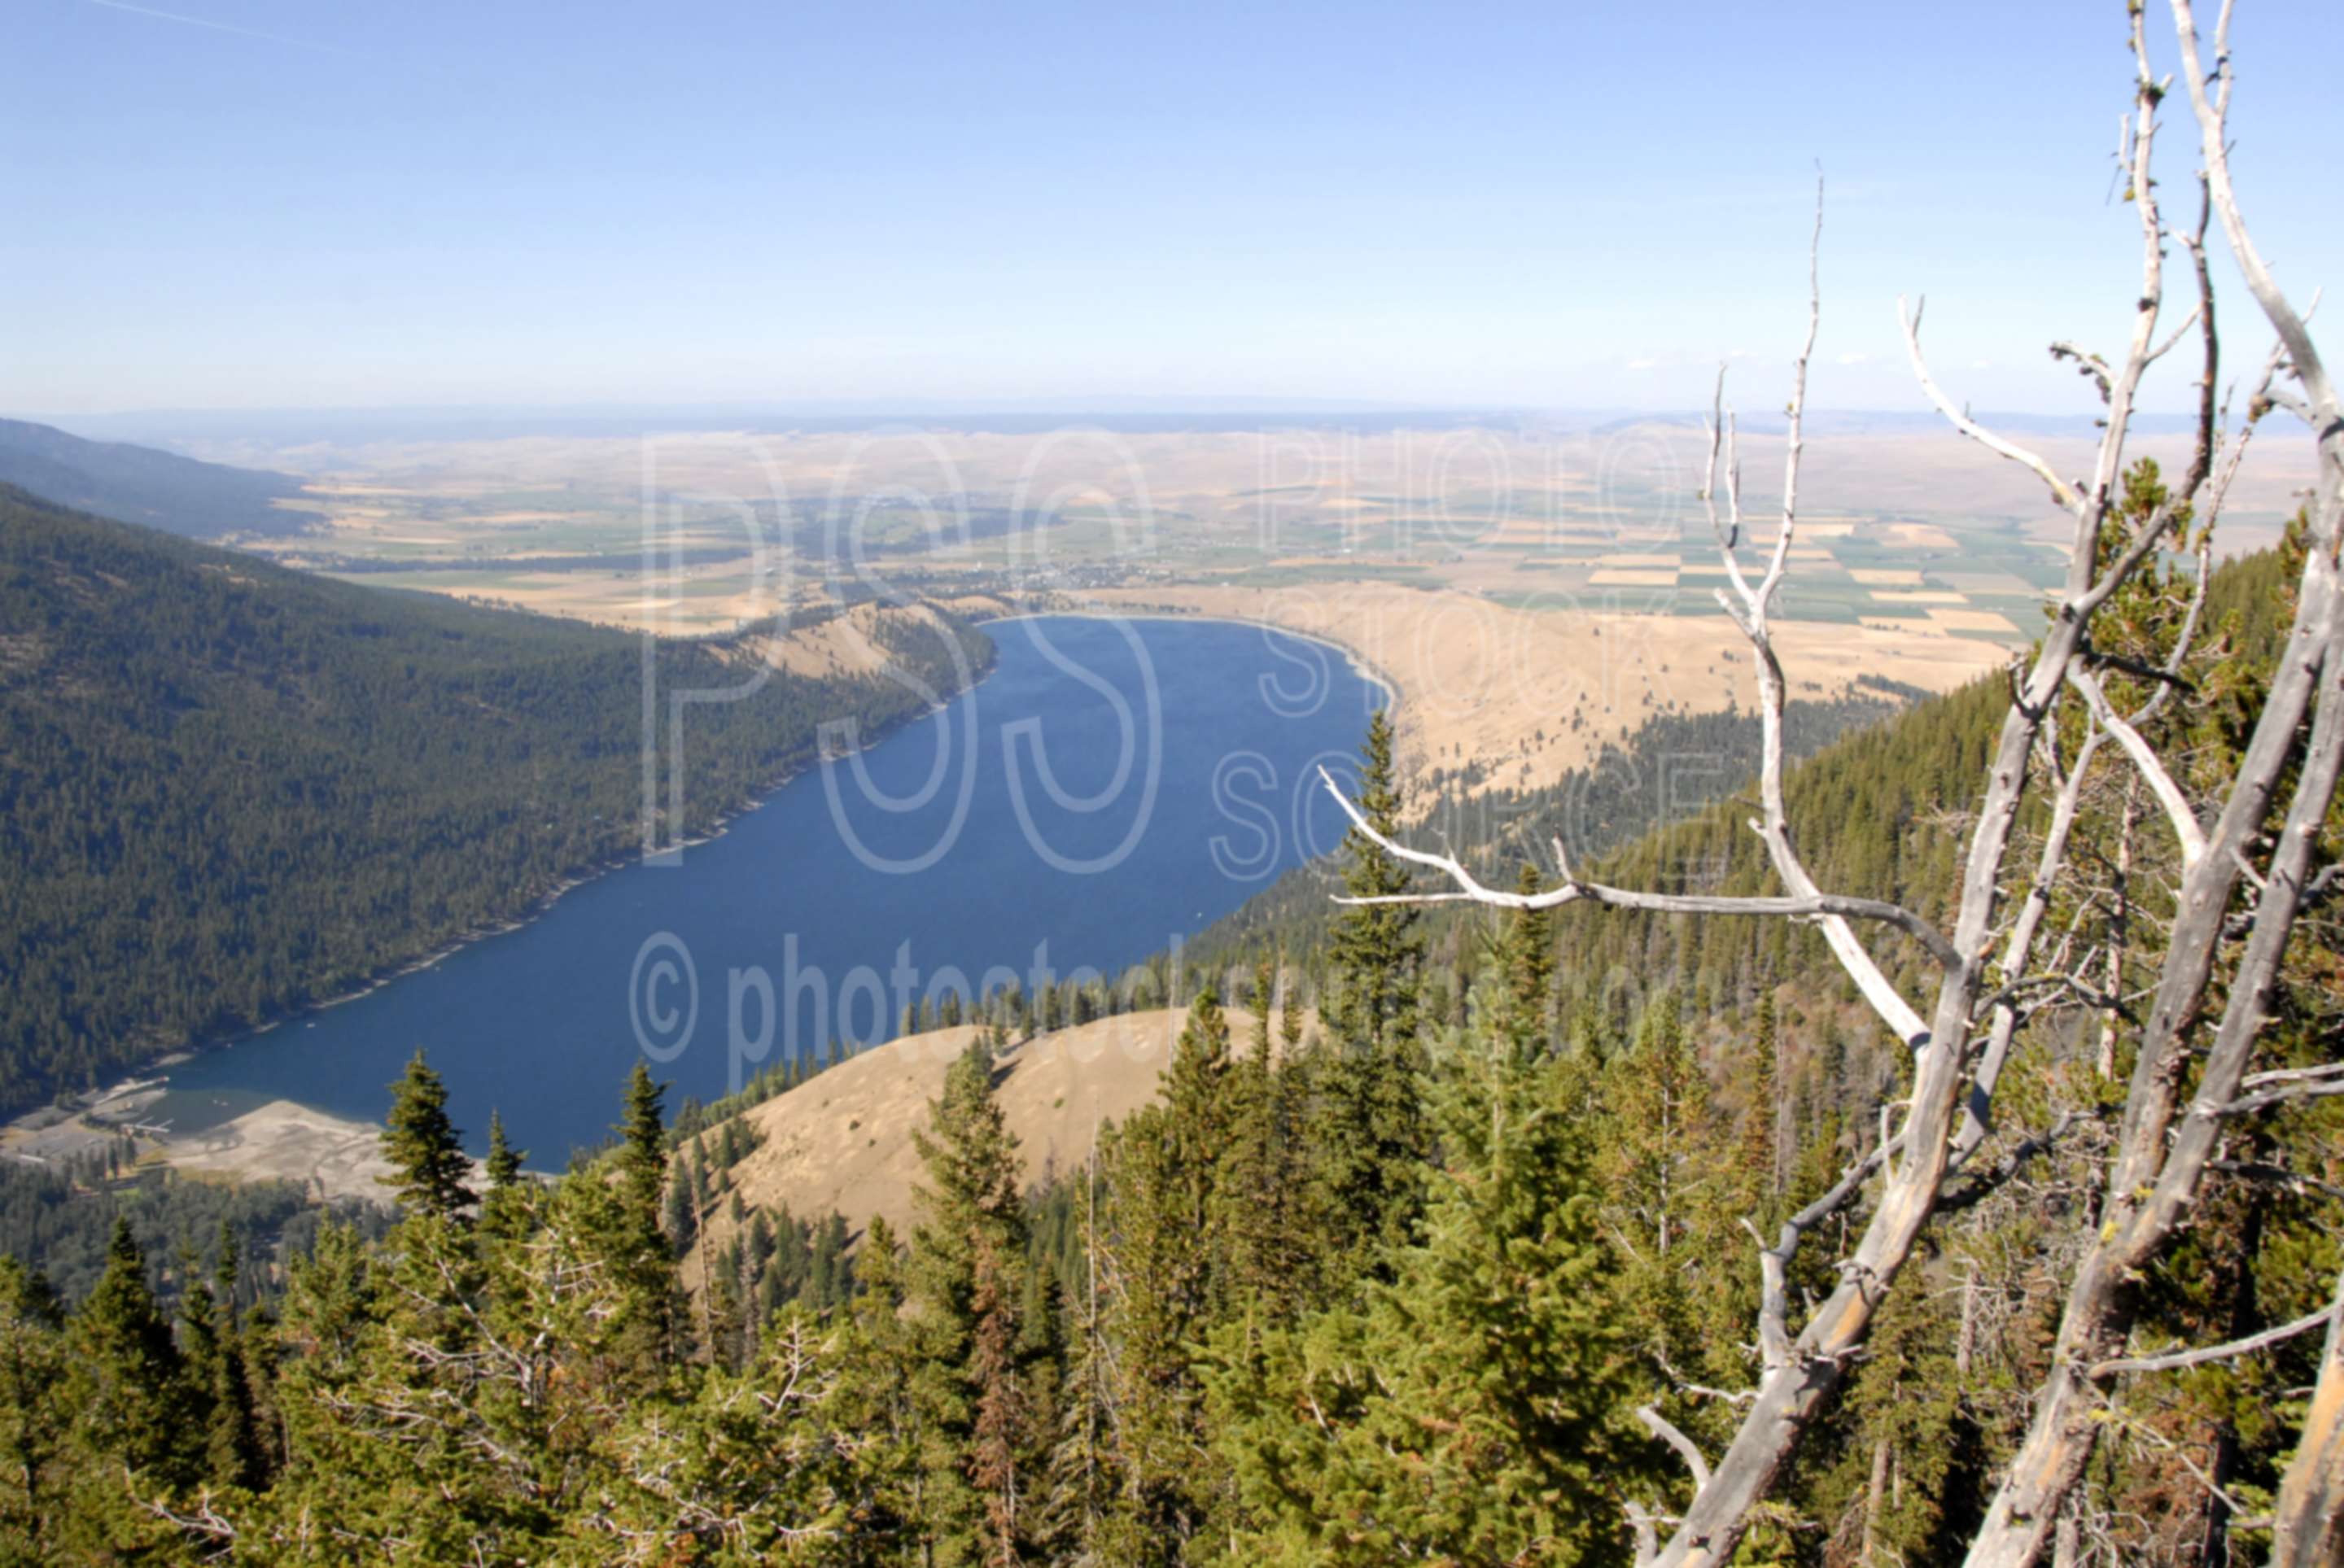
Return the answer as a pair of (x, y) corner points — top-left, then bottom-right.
(33, 612), (1382, 1195)
(974, 604), (1398, 711)
(11, 627), (999, 1177)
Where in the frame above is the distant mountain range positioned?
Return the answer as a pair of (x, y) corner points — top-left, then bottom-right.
(0, 417), (310, 540)
(33, 403), (1524, 446)
(28, 402), (2213, 450)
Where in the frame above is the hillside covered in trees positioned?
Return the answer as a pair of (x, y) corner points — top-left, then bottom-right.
(0, 420), (311, 541)
(0, 485), (992, 1109)
(1184, 675), (1930, 994)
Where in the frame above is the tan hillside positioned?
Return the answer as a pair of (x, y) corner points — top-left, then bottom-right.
(679, 1006), (1266, 1290)
(1078, 583), (2009, 807)
(733, 601), (954, 679)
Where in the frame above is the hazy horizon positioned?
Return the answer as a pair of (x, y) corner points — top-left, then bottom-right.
(9, 399), (2234, 446)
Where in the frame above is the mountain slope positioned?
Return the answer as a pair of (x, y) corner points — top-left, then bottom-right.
(0, 485), (990, 1108)
(679, 1006), (1258, 1279)
(0, 417), (309, 539)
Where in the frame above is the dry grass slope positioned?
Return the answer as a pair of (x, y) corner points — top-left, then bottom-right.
(1080, 583), (2009, 805)
(678, 1005), (1261, 1291)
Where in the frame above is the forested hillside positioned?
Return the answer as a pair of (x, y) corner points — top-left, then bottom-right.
(0, 420), (310, 540)
(0, 485), (991, 1108)
(1185, 675), (1929, 988)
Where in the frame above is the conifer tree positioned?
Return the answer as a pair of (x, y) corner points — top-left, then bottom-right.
(1326, 710), (1423, 1056)
(1045, 1130), (1130, 1564)
(809, 1212), (851, 1312)
(72, 1218), (193, 1485)
(1502, 862), (1555, 1047)
(579, 1306), (854, 1561)
(1210, 1003), (1650, 1562)
(1101, 990), (1258, 1551)
(1827, 1275), (1970, 1564)
(1597, 995), (1728, 1400)
(176, 1238), (224, 1411)
(483, 1108), (523, 1190)
(1311, 712), (1431, 1274)
(708, 1261), (748, 1374)
(1215, 987), (1310, 1318)
(260, 1217), (395, 1550)
(1249, 959), (1273, 1059)
(608, 1061), (684, 1374)
(378, 1050), (476, 1221)
(968, 1238), (1029, 1566)
(824, 1216), (929, 1559)
(203, 1225), (265, 1492)
(57, 1220), (197, 1559)
(0, 1259), (65, 1558)
(1735, 990), (1783, 1214)
(480, 1108), (533, 1241)
(909, 1038), (1036, 1563)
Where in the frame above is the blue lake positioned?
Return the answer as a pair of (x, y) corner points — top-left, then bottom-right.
(153, 615), (1384, 1162)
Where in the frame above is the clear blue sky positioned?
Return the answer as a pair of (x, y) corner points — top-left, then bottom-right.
(7, 0), (2337, 416)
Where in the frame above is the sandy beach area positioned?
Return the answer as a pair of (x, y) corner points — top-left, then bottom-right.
(0, 1081), (393, 1205)
(155, 1099), (394, 1203)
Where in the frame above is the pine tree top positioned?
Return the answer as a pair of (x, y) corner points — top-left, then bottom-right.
(378, 1049), (477, 1221)
(485, 1108), (525, 1190)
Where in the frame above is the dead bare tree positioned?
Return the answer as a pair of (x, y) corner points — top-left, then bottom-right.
(1319, 3), (2337, 1562)
(1960, 2), (2344, 1560)
(2270, 1266), (2344, 1562)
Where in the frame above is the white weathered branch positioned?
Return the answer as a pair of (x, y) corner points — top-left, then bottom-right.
(1739, 1216), (1794, 1372)
(2064, 664), (2208, 869)
(2093, 1302), (2339, 1378)
(2172, 0), (2337, 424)
(1900, 296), (2081, 515)
(2211, 1077), (2344, 1120)
(2271, 1265), (2344, 1562)
(1316, 772), (1961, 971)
(1628, 1503), (1664, 1568)
(1950, 721), (2106, 1165)
(1638, 1405), (1714, 1492)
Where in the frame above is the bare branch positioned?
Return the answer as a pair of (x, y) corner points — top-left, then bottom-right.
(2212, 1160), (2344, 1206)
(1953, 723), (2107, 1166)
(1317, 771), (1960, 966)
(2049, 340), (2115, 404)
(1900, 296), (2081, 514)
(2148, 302), (2206, 367)
(2093, 1302), (2339, 1378)
(2172, 0), (2338, 426)
(1632, 10), (2336, 1562)
(1740, 1215), (1794, 1372)
(1628, 1503), (1664, 1568)
(1639, 1405), (1714, 1492)
(2064, 664), (2209, 868)
(1658, 1347), (1764, 1407)
(1940, 1109), (2101, 1214)
(2211, 1077), (2344, 1120)
(2242, 1062), (2344, 1093)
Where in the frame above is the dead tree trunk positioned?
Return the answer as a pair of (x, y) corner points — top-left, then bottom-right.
(2272, 1271), (2344, 1566)
(1322, 6), (2337, 1561)
(1961, 1), (2344, 1558)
